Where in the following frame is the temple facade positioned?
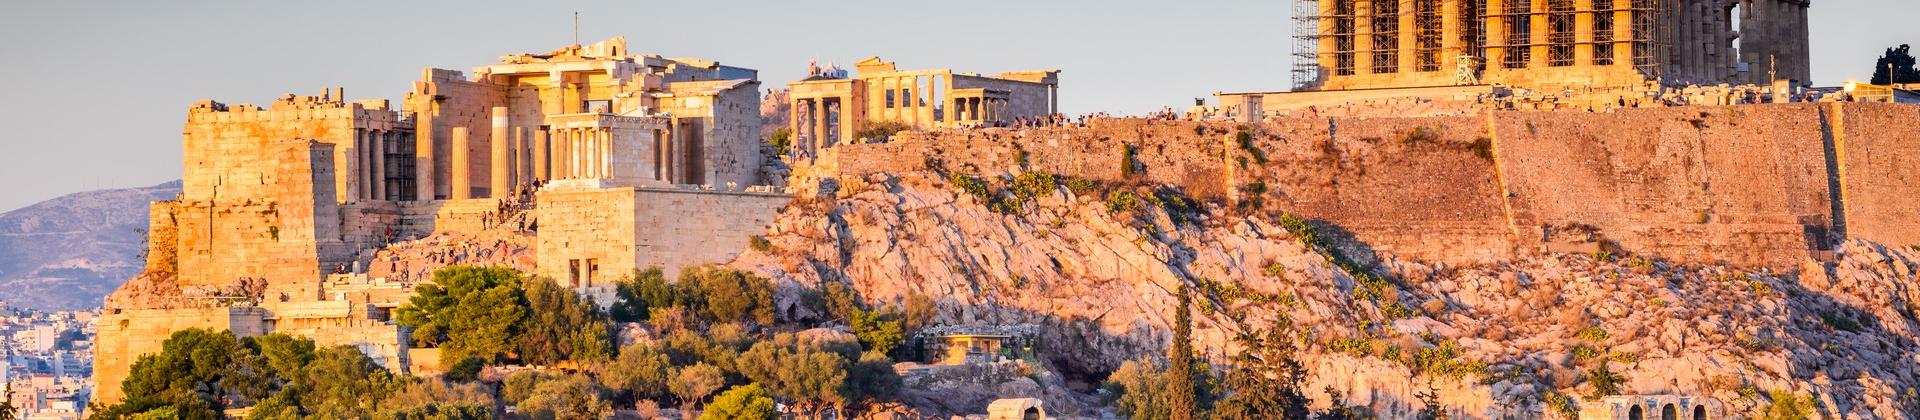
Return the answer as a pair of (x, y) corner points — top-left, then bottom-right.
(786, 57), (1059, 155)
(1292, 0), (1812, 91)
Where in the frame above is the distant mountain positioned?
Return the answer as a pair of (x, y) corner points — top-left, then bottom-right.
(0, 181), (179, 310)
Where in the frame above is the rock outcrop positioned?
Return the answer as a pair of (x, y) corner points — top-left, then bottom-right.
(728, 170), (1920, 418)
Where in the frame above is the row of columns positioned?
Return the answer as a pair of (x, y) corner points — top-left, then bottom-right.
(443, 107), (618, 199)
(952, 97), (1005, 125)
(874, 75), (940, 126)
(351, 128), (414, 201)
(791, 97), (842, 156)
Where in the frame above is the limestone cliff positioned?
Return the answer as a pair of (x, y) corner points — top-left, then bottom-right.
(728, 170), (1920, 418)
(0, 180), (179, 310)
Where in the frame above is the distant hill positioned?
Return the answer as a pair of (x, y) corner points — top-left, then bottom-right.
(0, 181), (179, 310)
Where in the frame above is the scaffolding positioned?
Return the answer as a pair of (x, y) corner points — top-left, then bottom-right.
(1290, 0), (1323, 89)
(1371, 0), (1401, 74)
(1415, 0), (1444, 72)
(1285, 0), (1670, 87)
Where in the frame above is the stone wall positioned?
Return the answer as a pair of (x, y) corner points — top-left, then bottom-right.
(1834, 102), (1920, 247)
(407, 68), (508, 200)
(821, 103), (1920, 267)
(537, 186), (789, 294)
(91, 307), (270, 405)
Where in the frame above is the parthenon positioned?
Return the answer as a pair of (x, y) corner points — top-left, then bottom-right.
(1289, 0), (1812, 91)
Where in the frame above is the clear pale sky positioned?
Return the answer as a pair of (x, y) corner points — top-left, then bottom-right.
(0, 0), (1911, 212)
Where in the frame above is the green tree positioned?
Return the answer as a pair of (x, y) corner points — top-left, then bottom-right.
(1210, 318), (1312, 419)
(1759, 389), (1819, 420)
(0, 384), (17, 420)
(735, 333), (853, 415)
(602, 343), (674, 402)
(1871, 44), (1919, 85)
(93, 328), (256, 419)
(380, 378), (498, 419)
(679, 266), (776, 326)
(395, 266), (529, 363)
(516, 373), (612, 420)
(611, 267), (673, 323)
(1168, 286), (1199, 420)
(848, 308), (905, 355)
(699, 384), (778, 420)
(668, 363), (726, 411)
(500, 370), (558, 407)
(768, 128), (793, 155)
(518, 276), (612, 365)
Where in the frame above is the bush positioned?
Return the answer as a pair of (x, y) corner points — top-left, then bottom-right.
(855, 121), (912, 140)
(1235, 131), (1268, 164)
(1106, 190), (1142, 214)
(612, 267), (672, 323)
(700, 384), (778, 420)
(1120, 144), (1140, 177)
(1467, 137), (1495, 161)
(1575, 326), (1609, 343)
(1064, 177), (1098, 196)
(748, 235), (773, 253)
(1013, 172), (1058, 200)
(516, 373), (612, 420)
(443, 357), (484, 383)
(768, 128), (792, 154)
(1584, 360), (1623, 399)
(948, 173), (993, 203)
(1759, 389), (1819, 420)
(1411, 338), (1488, 381)
(1819, 310), (1864, 333)
(1543, 391), (1579, 419)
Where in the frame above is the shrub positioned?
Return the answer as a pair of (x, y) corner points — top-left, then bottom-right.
(1012, 172), (1058, 200)
(948, 173), (993, 202)
(1575, 326), (1610, 343)
(1570, 345), (1601, 361)
(1467, 137), (1495, 161)
(1404, 126), (1439, 144)
(1819, 310), (1864, 333)
(1064, 177), (1097, 196)
(701, 384), (778, 420)
(1235, 131), (1268, 164)
(748, 235), (773, 253)
(854, 121), (912, 140)
(1543, 391), (1579, 419)
(1584, 360), (1623, 399)
(768, 128), (792, 154)
(443, 357), (484, 383)
(1758, 390), (1818, 420)
(1263, 262), (1288, 279)
(1105, 190), (1142, 214)
(1412, 338), (1488, 381)
(1120, 144), (1139, 177)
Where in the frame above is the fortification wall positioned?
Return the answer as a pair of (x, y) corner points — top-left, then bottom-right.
(1494, 104), (1835, 266)
(822, 103), (1920, 267)
(538, 186), (789, 294)
(92, 307), (270, 405)
(1835, 102), (1920, 247)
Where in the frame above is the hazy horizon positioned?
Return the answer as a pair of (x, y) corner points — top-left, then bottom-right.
(0, 0), (1911, 212)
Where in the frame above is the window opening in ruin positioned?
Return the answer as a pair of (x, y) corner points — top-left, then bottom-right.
(885, 90), (895, 109)
(1594, 1), (1617, 66)
(387, 131), (419, 201)
(1547, 0), (1575, 67)
(568, 259), (582, 288)
(1371, 0), (1400, 74)
(586, 258), (599, 289)
(1414, 0), (1443, 72)
(679, 118), (707, 184)
(1332, 0), (1357, 76)
(901, 88), (913, 108)
(1503, 0), (1532, 69)
(583, 99), (612, 114)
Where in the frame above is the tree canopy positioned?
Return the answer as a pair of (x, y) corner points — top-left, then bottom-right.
(1871, 44), (1919, 85)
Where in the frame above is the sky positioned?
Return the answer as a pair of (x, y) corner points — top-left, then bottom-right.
(0, 0), (1911, 212)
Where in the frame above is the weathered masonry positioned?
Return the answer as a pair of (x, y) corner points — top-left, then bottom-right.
(786, 57), (1060, 155)
(1287, 0), (1812, 90)
(407, 37), (765, 199)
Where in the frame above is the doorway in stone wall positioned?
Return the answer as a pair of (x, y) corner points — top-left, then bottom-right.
(679, 118), (706, 185)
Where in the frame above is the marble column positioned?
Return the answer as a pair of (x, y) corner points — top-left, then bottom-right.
(417, 124), (435, 200)
(372, 130), (386, 201)
(489, 107), (509, 198)
(451, 127), (472, 200)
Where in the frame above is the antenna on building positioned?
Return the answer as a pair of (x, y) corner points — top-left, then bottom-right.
(573, 12), (580, 46)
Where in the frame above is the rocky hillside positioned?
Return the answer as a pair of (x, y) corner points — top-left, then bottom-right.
(0, 181), (178, 310)
(728, 170), (1920, 418)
